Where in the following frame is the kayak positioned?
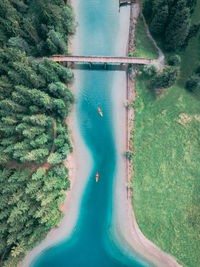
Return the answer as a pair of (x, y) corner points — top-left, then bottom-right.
(98, 107), (103, 117)
(96, 172), (99, 182)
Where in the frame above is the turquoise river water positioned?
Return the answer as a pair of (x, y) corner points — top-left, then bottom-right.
(31, 0), (150, 266)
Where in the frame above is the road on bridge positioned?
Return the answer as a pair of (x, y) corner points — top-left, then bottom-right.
(49, 55), (152, 65)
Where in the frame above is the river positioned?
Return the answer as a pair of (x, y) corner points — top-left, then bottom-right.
(30, 0), (151, 266)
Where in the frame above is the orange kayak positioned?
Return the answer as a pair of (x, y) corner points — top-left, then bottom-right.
(98, 107), (103, 117)
(96, 172), (99, 182)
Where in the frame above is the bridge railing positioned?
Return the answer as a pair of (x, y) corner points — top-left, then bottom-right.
(51, 55), (150, 61)
(45, 55), (153, 65)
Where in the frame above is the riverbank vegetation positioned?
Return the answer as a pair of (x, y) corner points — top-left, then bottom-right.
(133, 15), (158, 59)
(0, 1), (75, 266)
(132, 1), (200, 266)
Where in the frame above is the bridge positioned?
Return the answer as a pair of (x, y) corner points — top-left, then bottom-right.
(119, 0), (135, 7)
(49, 55), (152, 65)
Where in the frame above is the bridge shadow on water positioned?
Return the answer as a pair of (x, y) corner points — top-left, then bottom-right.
(71, 63), (128, 71)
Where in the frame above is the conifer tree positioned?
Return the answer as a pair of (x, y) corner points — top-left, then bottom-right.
(47, 29), (68, 54)
(165, 0), (191, 50)
(150, 0), (169, 34)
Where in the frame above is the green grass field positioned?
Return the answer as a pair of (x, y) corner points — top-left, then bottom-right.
(133, 77), (200, 267)
(133, 15), (158, 59)
(132, 3), (200, 267)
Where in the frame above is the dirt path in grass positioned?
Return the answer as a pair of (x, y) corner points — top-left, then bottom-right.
(140, 12), (165, 71)
(123, 2), (181, 267)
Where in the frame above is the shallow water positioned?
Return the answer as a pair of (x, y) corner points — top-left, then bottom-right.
(32, 1), (149, 266)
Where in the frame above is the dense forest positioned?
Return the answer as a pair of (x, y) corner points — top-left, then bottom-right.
(0, 0), (75, 56)
(0, 0), (75, 266)
(143, 0), (199, 50)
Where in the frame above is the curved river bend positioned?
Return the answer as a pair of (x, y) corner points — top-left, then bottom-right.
(31, 1), (152, 266)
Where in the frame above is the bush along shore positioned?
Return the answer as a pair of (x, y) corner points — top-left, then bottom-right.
(0, 1), (75, 266)
(131, 0), (200, 266)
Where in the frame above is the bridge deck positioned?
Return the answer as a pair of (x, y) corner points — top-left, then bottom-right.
(50, 55), (151, 65)
(120, 0), (135, 6)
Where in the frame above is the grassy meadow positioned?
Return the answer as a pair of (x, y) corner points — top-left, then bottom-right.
(132, 3), (200, 267)
(133, 77), (200, 267)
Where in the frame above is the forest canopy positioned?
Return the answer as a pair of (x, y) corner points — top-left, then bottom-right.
(0, 1), (75, 266)
(0, 0), (75, 56)
(143, 0), (199, 50)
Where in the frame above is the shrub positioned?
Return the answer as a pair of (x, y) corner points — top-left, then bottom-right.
(143, 63), (159, 76)
(128, 64), (133, 73)
(150, 66), (179, 89)
(168, 55), (181, 66)
(125, 151), (133, 160)
(186, 74), (200, 91)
